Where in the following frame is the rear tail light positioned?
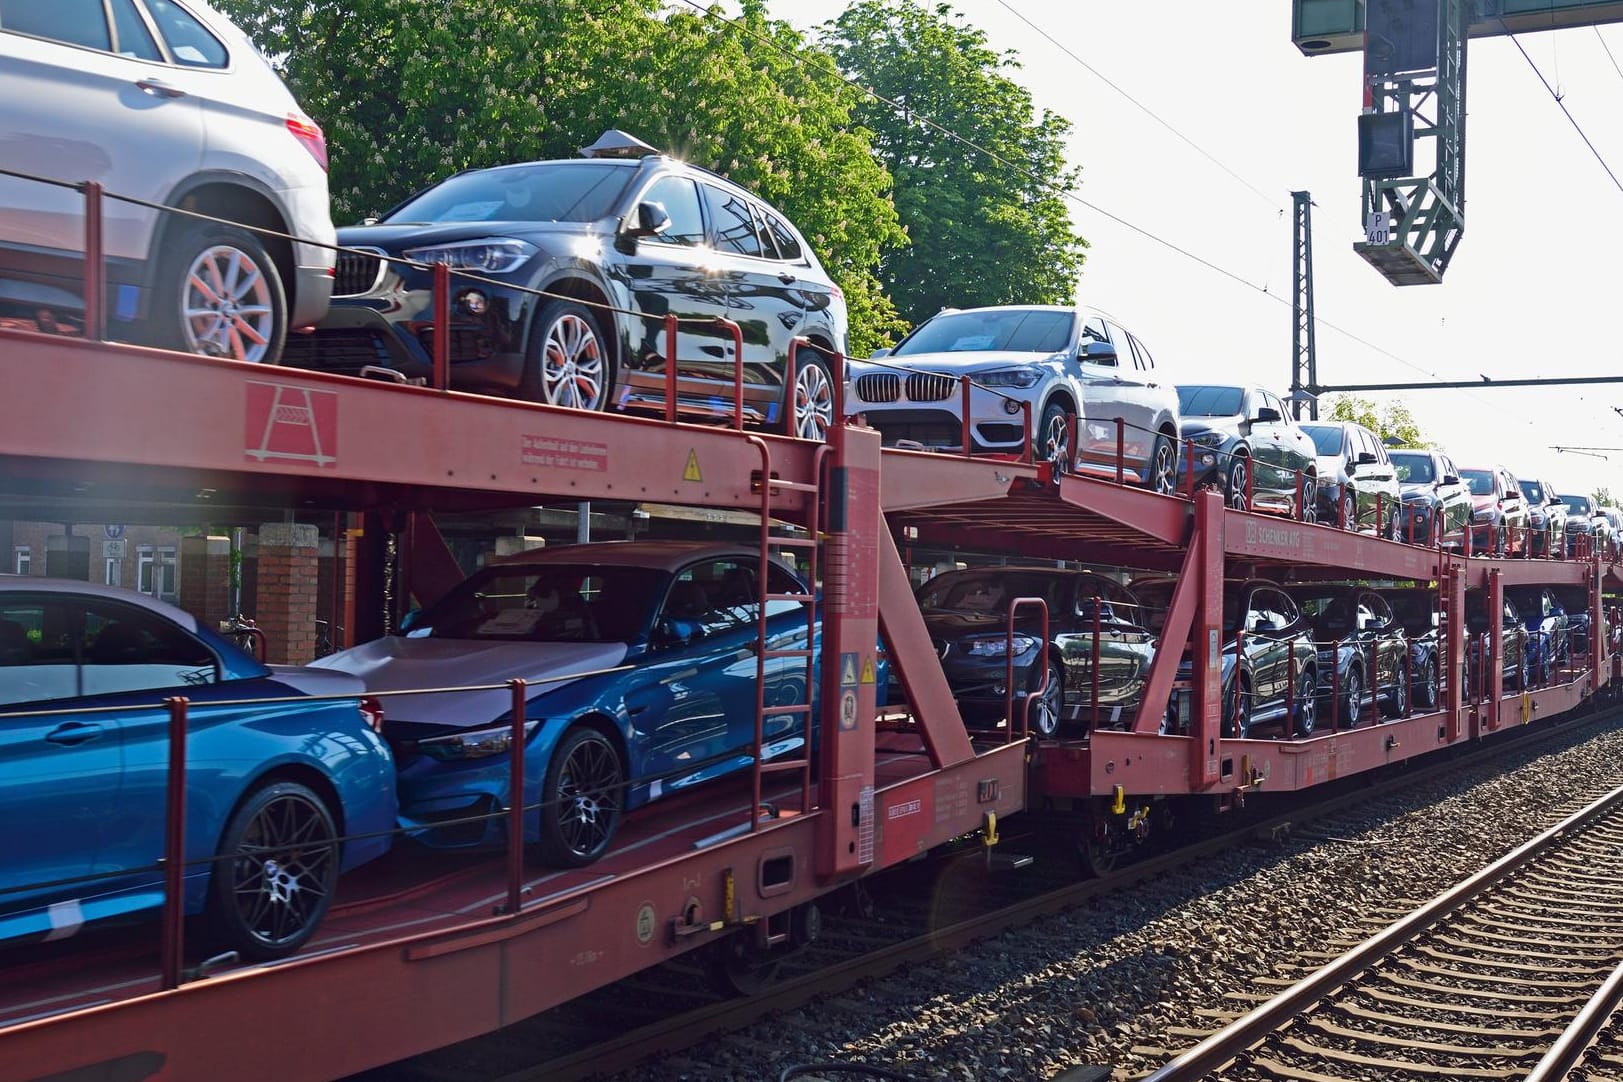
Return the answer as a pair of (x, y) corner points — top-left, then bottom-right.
(359, 696), (385, 733)
(287, 112), (329, 171)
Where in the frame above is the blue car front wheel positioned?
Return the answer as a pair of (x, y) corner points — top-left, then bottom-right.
(539, 726), (625, 867)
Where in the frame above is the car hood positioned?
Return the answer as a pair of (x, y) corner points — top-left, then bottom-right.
(335, 219), (600, 251)
(1314, 455), (1343, 477)
(874, 350), (1062, 376)
(1180, 417), (1242, 439)
(923, 610), (1051, 639)
(1471, 494), (1498, 512)
(312, 637), (630, 727)
(266, 664), (367, 697)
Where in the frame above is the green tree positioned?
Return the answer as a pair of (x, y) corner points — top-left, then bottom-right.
(823, 0), (1088, 325)
(213, 0), (908, 353)
(1324, 395), (1431, 448)
(1594, 486), (1616, 508)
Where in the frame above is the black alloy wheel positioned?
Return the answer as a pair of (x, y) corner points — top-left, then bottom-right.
(1027, 658), (1064, 737)
(207, 780), (339, 961)
(538, 725), (625, 866)
(1292, 667), (1319, 737)
(1416, 655), (1439, 710)
(1340, 665), (1363, 729)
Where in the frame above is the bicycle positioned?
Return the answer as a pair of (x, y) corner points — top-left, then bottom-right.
(219, 613), (268, 663)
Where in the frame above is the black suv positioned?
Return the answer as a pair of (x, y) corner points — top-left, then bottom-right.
(286, 131), (848, 438)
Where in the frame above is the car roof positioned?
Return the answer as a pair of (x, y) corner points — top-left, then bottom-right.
(489, 540), (775, 573)
(0, 576), (200, 630)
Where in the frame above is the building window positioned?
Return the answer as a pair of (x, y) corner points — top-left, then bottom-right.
(13, 546), (30, 576)
(156, 547), (177, 602)
(137, 546), (155, 595)
(104, 557), (123, 587)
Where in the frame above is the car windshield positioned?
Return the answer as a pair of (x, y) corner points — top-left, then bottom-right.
(1562, 495), (1591, 514)
(1294, 593), (1352, 631)
(1129, 579), (1174, 633)
(1460, 469), (1496, 496)
(1301, 425), (1343, 455)
(1384, 593), (1435, 633)
(385, 162), (634, 224)
(1520, 480), (1545, 502)
(407, 563), (664, 643)
(893, 309), (1075, 357)
(1176, 385), (1244, 417)
(1389, 453), (1434, 483)
(918, 570), (1071, 617)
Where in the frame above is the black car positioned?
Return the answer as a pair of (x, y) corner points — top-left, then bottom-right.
(1381, 587), (1443, 710)
(1505, 585), (1570, 674)
(1552, 584), (1592, 655)
(1169, 579), (1318, 739)
(287, 130), (847, 438)
(1464, 591), (1531, 696)
(1286, 584), (1409, 728)
(1301, 421), (1402, 537)
(1388, 448), (1471, 547)
(1175, 384), (1318, 518)
(1518, 477), (1567, 558)
(1561, 493), (1600, 556)
(915, 567), (1157, 737)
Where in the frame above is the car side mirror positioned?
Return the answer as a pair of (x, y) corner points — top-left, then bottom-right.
(653, 617), (699, 648)
(399, 608), (422, 633)
(1441, 474), (1461, 486)
(1254, 407), (1282, 423)
(625, 200), (671, 239)
(1251, 616), (1270, 632)
(1355, 452), (1378, 465)
(1081, 341), (1117, 365)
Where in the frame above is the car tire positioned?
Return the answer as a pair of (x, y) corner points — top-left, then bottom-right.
(1417, 655), (1439, 710)
(1339, 489), (1356, 531)
(1146, 434), (1177, 495)
(1038, 399), (1076, 472)
(1292, 667), (1318, 737)
(786, 351), (836, 441)
(1300, 476), (1318, 524)
(1028, 658), (1064, 737)
(152, 220), (287, 364)
(1225, 454), (1250, 511)
(527, 299), (612, 412)
(205, 779), (338, 961)
(538, 724), (624, 867)
(1220, 674), (1252, 738)
(1496, 526), (1508, 558)
(1340, 665), (1363, 729)
(1384, 507), (1398, 542)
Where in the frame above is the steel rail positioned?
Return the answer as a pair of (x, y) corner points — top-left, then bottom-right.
(1141, 776), (1623, 1082)
(1522, 956), (1623, 1082)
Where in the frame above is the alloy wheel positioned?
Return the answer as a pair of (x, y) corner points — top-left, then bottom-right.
(793, 362), (836, 440)
(554, 730), (623, 859)
(183, 244), (276, 362)
(540, 313), (607, 410)
(226, 788), (337, 953)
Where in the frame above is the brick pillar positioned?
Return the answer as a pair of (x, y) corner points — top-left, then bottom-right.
(178, 535), (233, 633)
(256, 523), (320, 665)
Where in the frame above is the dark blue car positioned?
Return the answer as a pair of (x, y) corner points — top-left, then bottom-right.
(316, 541), (824, 867)
(0, 581), (397, 959)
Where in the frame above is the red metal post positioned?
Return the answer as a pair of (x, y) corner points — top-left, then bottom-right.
(1404, 646), (1413, 716)
(1022, 401), (1033, 464)
(82, 181), (106, 342)
(1233, 629), (1245, 724)
(1294, 469), (1305, 522)
(832, 349), (847, 425)
(1188, 490), (1226, 785)
(1376, 493), (1385, 539)
(1115, 418), (1125, 485)
(664, 314), (679, 423)
(960, 376), (972, 458)
(1486, 568), (1504, 731)
(1183, 439), (1197, 498)
(160, 696), (189, 991)
(716, 317), (744, 430)
(506, 679), (527, 917)
(1004, 598), (1049, 740)
(1245, 453), (1255, 509)
(431, 262), (450, 392)
(1330, 647), (1341, 730)
(784, 339), (799, 436)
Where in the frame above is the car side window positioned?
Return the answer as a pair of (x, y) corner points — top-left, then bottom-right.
(1081, 316), (1109, 344)
(1127, 333), (1155, 372)
(749, 203), (782, 260)
(639, 176), (706, 247)
(762, 210), (803, 262)
(111, 0), (162, 59)
(1261, 391), (1284, 417)
(0, 598), (79, 705)
(145, 0), (228, 68)
(81, 601), (216, 697)
(0, 0), (113, 51)
(703, 185), (765, 257)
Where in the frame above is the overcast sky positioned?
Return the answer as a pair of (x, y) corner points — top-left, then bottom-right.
(760, 1), (1623, 498)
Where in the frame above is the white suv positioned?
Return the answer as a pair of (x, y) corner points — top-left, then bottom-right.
(845, 304), (1181, 491)
(0, 0), (334, 362)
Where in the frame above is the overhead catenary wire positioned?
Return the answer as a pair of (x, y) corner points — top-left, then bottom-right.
(1505, 21), (1623, 193)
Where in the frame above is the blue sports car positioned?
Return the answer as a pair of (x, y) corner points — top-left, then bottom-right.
(315, 541), (819, 867)
(0, 580), (397, 960)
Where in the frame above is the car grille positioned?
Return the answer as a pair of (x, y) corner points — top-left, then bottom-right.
(855, 373), (900, 402)
(279, 329), (394, 375)
(907, 372), (957, 401)
(334, 247), (387, 297)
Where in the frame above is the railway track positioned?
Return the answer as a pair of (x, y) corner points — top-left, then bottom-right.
(1144, 778), (1623, 1082)
(347, 702), (1623, 1082)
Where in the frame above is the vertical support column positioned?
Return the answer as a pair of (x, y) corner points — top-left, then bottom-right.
(352, 512), (390, 644)
(1444, 562), (1465, 742)
(1189, 490), (1225, 789)
(178, 535), (232, 633)
(1485, 567), (1503, 732)
(1592, 562), (1605, 698)
(818, 423), (880, 881)
(256, 522), (320, 665)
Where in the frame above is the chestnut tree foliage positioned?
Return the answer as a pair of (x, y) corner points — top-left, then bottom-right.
(217, 0), (1085, 352)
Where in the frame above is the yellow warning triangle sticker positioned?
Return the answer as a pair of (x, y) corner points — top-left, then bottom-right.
(683, 449), (702, 482)
(861, 656), (877, 684)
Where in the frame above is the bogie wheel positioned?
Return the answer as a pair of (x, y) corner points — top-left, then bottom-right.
(1220, 675), (1252, 738)
(1292, 667), (1319, 737)
(1147, 435), (1177, 495)
(1026, 658), (1064, 738)
(538, 725), (625, 867)
(787, 352), (835, 440)
(1340, 666), (1363, 729)
(1038, 399), (1076, 472)
(705, 932), (783, 996)
(1416, 656), (1439, 710)
(1077, 808), (1120, 878)
(528, 299), (611, 412)
(153, 219), (287, 364)
(1225, 455), (1250, 511)
(206, 780), (338, 961)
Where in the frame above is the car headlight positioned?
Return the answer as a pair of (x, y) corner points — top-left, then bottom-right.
(1530, 510), (1546, 526)
(1473, 508), (1496, 522)
(976, 368), (1041, 389)
(1188, 431), (1227, 448)
(418, 719), (540, 761)
(403, 237), (537, 274)
(965, 634), (1041, 657)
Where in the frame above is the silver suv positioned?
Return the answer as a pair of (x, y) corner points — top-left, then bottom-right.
(845, 304), (1181, 491)
(0, 0), (334, 362)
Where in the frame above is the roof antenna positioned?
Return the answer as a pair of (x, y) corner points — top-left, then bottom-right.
(580, 130), (659, 159)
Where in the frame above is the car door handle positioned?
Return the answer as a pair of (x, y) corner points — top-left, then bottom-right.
(777, 271), (797, 284)
(136, 77), (187, 99)
(46, 722), (105, 746)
